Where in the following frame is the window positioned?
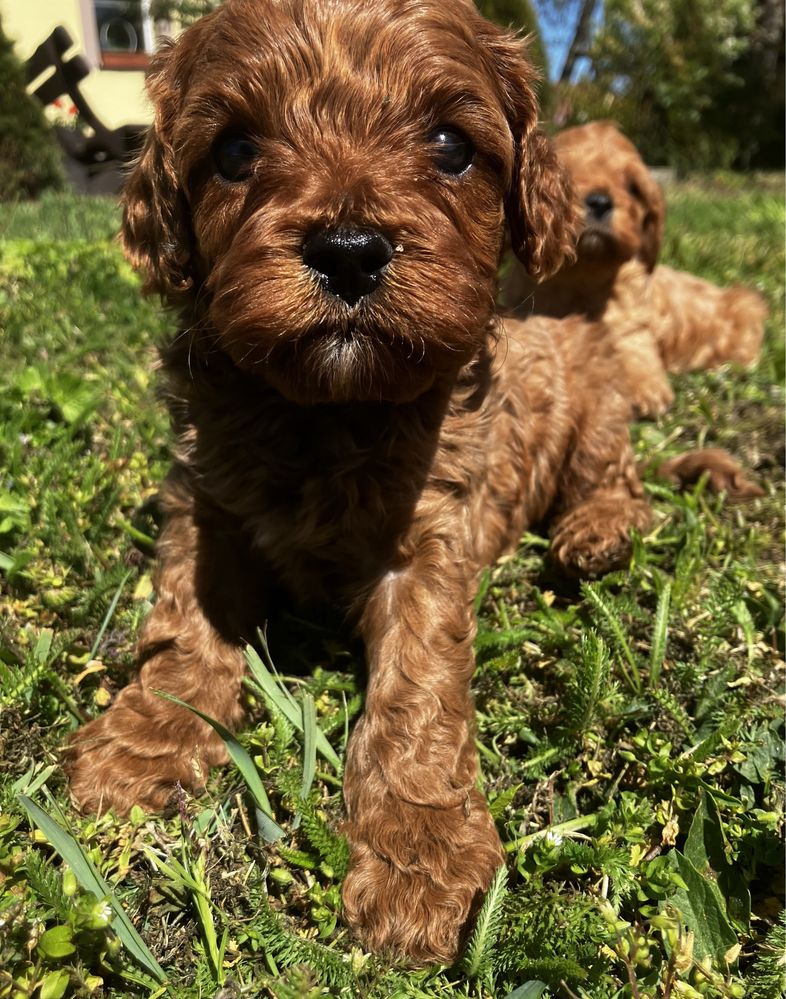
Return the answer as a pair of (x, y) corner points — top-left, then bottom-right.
(93, 0), (154, 68)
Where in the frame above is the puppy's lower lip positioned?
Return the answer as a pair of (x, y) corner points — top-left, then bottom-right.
(579, 227), (611, 250)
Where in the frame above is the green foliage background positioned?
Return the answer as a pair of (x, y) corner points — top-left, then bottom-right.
(6, 0), (782, 182)
(0, 15), (64, 201)
(552, 0), (784, 170)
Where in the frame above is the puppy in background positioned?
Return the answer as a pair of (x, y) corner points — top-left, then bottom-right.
(502, 120), (767, 419)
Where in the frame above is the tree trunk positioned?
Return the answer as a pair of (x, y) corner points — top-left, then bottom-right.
(559, 0), (600, 82)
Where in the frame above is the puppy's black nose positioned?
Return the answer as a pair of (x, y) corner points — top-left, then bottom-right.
(302, 227), (394, 306)
(585, 191), (613, 222)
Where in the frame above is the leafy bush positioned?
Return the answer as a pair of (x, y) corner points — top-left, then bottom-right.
(557, 0), (784, 170)
(0, 15), (64, 201)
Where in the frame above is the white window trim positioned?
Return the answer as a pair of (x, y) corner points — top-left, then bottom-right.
(78, 0), (102, 67)
(140, 0), (154, 54)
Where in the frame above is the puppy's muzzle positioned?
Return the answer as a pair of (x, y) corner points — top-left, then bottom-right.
(303, 226), (394, 306)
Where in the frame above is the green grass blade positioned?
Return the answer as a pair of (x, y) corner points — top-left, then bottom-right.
(244, 644), (341, 771)
(33, 628), (53, 664)
(503, 983), (549, 999)
(300, 692), (317, 804)
(12, 763), (58, 797)
(473, 567), (491, 613)
(192, 873), (222, 984)
(17, 795), (166, 983)
(649, 580), (671, 686)
(731, 598), (756, 664)
(506, 813), (600, 854)
(89, 570), (131, 661)
(255, 633), (302, 715)
(154, 690), (285, 842)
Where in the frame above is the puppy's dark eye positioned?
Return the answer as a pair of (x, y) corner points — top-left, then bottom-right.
(627, 179), (644, 201)
(428, 126), (474, 175)
(213, 131), (258, 181)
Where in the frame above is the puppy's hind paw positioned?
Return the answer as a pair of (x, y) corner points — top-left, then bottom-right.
(653, 448), (764, 501)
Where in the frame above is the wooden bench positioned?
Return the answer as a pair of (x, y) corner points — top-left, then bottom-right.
(25, 26), (148, 194)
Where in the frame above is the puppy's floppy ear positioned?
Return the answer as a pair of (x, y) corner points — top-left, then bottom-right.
(482, 31), (578, 281)
(508, 127), (578, 280)
(633, 164), (665, 272)
(121, 42), (194, 299)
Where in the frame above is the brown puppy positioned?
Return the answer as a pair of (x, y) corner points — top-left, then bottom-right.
(65, 0), (662, 964)
(502, 120), (767, 418)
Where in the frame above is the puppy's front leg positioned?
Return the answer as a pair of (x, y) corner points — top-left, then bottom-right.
(549, 407), (652, 579)
(614, 324), (674, 419)
(342, 537), (503, 965)
(64, 475), (258, 815)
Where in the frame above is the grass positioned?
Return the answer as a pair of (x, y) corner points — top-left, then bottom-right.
(0, 192), (121, 242)
(0, 175), (783, 999)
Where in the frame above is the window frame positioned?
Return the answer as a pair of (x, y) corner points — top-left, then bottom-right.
(80, 0), (155, 70)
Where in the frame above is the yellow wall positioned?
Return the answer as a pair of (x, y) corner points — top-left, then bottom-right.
(2, 0), (152, 128)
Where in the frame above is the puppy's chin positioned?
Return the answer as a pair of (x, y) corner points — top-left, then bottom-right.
(207, 239), (496, 405)
(224, 328), (441, 406)
(577, 226), (615, 257)
(577, 225), (634, 266)
(210, 273), (493, 405)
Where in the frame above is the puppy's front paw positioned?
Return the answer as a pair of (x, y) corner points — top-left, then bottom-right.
(64, 686), (228, 815)
(630, 377), (674, 420)
(342, 790), (503, 965)
(550, 496), (651, 578)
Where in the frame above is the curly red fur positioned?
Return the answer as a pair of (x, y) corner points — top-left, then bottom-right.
(65, 1), (669, 965)
(503, 120), (767, 419)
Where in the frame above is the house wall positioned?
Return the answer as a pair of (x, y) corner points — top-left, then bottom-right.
(2, 0), (152, 128)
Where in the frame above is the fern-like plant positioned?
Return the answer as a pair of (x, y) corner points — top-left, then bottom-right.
(248, 891), (355, 989)
(745, 910), (786, 999)
(298, 798), (350, 880)
(461, 864), (509, 987)
(494, 880), (613, 989)
(581, 581), (641, 695)
(563, 629), (613, 739)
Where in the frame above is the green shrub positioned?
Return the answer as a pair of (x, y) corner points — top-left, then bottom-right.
(0, 15), (64, 201)
(556, 0), (784, 170)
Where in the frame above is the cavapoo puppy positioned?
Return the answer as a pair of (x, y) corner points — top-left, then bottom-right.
(503, 120), (767, 418)
(66, 0), (701, 965)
